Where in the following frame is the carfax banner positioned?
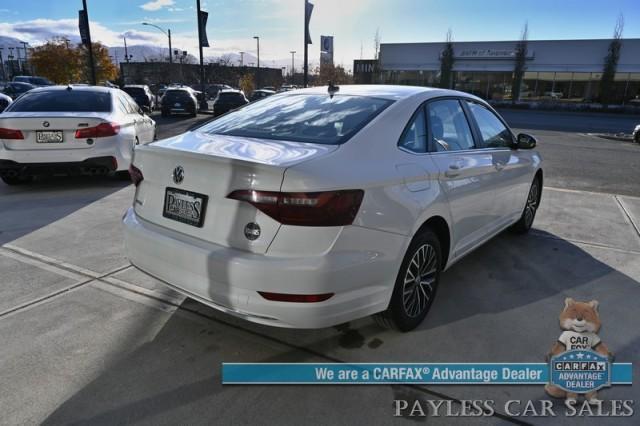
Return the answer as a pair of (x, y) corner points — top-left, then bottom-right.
(222, 360), (632, 386)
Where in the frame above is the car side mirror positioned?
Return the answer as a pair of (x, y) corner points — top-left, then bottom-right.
(516, 133), (537, 149)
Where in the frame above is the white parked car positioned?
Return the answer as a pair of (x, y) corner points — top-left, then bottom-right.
(0, 85), (156, 185)
(123, 85), (542, 331)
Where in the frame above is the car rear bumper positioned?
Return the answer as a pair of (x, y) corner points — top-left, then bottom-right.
(123, 207), (404, 328)
(0, 139), (132, 172)
(0, 156), (120, 177)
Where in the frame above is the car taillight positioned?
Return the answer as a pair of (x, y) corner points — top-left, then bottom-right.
(227, 189), (364, 226)
(258, 292), (334, 303)
(0, 128), (24, 139)
(75, 122), (120, 139)
(128, 164), (144, 186)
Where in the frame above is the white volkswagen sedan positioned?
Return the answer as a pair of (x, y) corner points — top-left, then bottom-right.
(0, 85), (156, 185)
(123, 85), (542, 331)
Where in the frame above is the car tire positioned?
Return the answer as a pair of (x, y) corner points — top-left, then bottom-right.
(115, 170), (131, 181)
(373, 229), (442, 332)
(1, 175), (33, 185)
(635, 133), (640, 144)
(511, 177), (542, 234)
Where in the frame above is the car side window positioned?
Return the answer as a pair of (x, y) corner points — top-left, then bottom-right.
(427, 99), (474, 152)
(115, 94), (129, 114)
(465, 102), (513, 148)
(398, 107), (427, 153)
(122, 93), (140, 114)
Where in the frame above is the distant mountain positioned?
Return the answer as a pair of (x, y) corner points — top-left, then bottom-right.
(0, 35), (301, 72)
(0, 36), (30, 60)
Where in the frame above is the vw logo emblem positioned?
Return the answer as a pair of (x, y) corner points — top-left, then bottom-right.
(172, 166), (184, 184)
(42, 121), (50, 128)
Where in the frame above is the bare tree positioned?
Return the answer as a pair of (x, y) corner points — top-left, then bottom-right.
(600, 14), (624, 105)
(439, 28), (454, 89)
(511, 22), (529, 103)
(218, 54), (233, 66)
(374, 28), (381, 60)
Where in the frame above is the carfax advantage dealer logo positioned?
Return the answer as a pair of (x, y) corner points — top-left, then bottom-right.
(550, 350), (610, 394)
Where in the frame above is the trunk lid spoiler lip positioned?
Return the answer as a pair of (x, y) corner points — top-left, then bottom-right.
(0, 111), (111, 119)
(144, 131), (340, 168)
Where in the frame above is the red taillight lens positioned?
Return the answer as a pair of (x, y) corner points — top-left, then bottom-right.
(227, 189), (364, 226)
(75, 122), (120, 139)
(128, 164), (144, 186)
(0, 128), (24, 139)
(258, 292), (334, 303)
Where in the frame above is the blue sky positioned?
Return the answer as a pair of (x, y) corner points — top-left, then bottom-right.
(1, 0), (639, 70)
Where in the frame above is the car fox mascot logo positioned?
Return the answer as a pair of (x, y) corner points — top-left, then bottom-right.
(545, 298), (613, 404)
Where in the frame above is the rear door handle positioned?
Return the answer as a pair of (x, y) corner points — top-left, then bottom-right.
(445, 160), (465, 177)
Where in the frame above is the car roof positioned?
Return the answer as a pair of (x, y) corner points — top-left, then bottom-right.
(219, 89), (242, 94)
(291, 84), (481, 101)
(254, 89), (275, 93)
(123, 84), (148, 88)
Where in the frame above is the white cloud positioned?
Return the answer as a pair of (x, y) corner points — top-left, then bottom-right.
(140, 0), (175, 12)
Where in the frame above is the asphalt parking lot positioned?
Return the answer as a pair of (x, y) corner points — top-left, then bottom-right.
(1, 110), (639, 425)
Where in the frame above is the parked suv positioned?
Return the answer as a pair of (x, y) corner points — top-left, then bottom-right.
(12, 75), (53, 87)
(122, 85), (155, 112)
(1, 82), (35, 99)
(212, 89), (249, 116)
(160, 88), (199, 117)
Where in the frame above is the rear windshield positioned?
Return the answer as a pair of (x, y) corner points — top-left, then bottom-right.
(199, 94), (393, 145)
(164, 90), (191, 100)
(218, 92), (244, 101)
(6, 90), (112, 112)
(123, 87), (146, 97)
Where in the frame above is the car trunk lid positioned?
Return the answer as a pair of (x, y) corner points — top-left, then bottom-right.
(0, 112), (111, 150)
(132, 131), (338, 254)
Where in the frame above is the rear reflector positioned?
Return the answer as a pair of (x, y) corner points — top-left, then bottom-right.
(258, 292), (334, 303)
(75, 122), (120, 138)
(227, 189), (364, 226)
(128, 164), (144, 186)
(0, 128), (24, 139)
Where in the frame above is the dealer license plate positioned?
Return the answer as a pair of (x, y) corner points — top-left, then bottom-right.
(36, 130), (63, 143)
(162, 187), (208, 227)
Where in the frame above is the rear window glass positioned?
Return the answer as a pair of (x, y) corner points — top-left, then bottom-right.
(200, 94), (393, 145)
(123, 87), (145, 96)
(164, 90), (191, 99)
(218, 92), (243, 100)
(6, 90), (112, 112)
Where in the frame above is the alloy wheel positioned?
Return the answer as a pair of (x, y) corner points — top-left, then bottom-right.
(524, 181), (539, 227)
(402, 243), (438, 318)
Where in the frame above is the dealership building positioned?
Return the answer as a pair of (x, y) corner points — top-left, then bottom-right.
(364, 39), (640, 103)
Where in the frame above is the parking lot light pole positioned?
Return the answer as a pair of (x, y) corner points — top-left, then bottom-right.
(253, 36), (260, 89)
(289, 50), (296, 84)
(142, 22), (172, 65)
(0, 48), (4, 80)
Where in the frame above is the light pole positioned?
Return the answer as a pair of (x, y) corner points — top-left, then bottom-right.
(289, 50), (296, 84)
(253, 36), (260, 88)
(142, 22), (172, 65)
(239, 51), (245, 67)
(0, 48), (4, 81)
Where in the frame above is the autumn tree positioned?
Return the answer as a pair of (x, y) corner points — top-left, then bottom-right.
(239, 73), (254, 96)
(30, 38), (82, 84)
(78, 42), (118, 83)
(317, 63), (352, 85)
